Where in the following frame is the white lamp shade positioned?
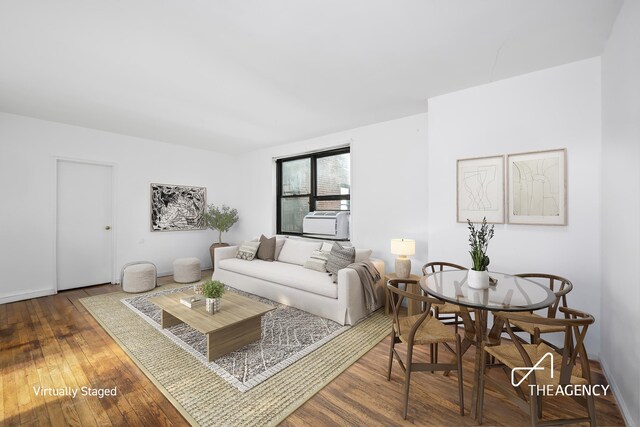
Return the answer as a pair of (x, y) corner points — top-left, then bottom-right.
(390, 239), (415, 256)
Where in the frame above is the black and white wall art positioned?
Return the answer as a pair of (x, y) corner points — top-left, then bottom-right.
(150, 183), (206, 231)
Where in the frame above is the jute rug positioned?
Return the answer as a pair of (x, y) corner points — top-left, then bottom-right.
(122, 285), (350, 392)
(80, 282), (391, 427)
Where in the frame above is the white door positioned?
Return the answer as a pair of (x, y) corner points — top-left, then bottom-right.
(57, 160), (113, 290)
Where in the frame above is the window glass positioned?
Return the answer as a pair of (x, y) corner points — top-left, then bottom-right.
(316, 153), (350, 196)
(315, 199), (351, 211)
(281, 158), (311, 196)
(280, 197), (310, 233)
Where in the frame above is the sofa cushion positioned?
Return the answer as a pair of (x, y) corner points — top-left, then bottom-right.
(218, 258), (337, 298)
(257, 235), (276, 261)
(277, 239), (322, 266)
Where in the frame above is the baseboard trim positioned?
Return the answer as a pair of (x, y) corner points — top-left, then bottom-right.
(601, 356), (637, 427)
(0, 288), (57, 305)
(114, 267), (212, 284)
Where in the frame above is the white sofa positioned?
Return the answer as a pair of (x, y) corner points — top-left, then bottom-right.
(212, 237), (385, 325)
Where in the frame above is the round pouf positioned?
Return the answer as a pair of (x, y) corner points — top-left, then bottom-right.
(174, 257), (201, 283)
(121, 262), (157, 293)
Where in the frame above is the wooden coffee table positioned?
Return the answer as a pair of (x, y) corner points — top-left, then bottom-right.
(150, 291), (275, 361)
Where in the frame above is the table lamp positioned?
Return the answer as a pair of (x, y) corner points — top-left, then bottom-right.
(390, 238), (415, 279)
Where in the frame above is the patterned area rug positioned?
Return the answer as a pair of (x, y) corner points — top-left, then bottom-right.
(80, 282), (391, 427)
(122, 286), (348, 391)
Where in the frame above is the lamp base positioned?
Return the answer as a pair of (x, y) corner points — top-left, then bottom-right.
(395, 257), (411, 279)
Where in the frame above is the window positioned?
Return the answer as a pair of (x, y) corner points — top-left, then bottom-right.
(276, 147), (350, 235)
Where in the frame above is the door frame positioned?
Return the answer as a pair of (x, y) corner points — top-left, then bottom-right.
(52, 156), (118, 293)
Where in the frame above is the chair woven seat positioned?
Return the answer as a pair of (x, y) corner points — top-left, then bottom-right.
(436, 301), (460, 314)
(485, 342), (586, 386)
(397, 314), (457, 345)
(435, 301), (476, 314)
(510, 312), (566, 334)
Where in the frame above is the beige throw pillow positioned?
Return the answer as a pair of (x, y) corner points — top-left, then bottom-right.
(236, 241), (261, 261)
(303, 249), (330, 272)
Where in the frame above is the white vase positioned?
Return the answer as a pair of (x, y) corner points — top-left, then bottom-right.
(205, 297), (221, 314)
(467, 269), (490, 290)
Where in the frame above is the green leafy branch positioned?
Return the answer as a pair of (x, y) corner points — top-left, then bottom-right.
(467, 217), (495, 271)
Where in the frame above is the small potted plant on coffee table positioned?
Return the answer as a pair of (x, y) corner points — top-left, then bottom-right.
(202, 280), (225, 314)
(467, 217), (495, 289)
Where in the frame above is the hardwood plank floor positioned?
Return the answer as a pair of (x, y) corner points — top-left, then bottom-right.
(0, 272), (626, 426)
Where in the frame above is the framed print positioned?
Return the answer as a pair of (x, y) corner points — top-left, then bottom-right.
(507, 148), (566, 225)
(150, 183), (207, 231)
(457, 155), (505, 223)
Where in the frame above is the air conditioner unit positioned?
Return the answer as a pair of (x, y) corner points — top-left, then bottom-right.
(302, 211), (350, 239)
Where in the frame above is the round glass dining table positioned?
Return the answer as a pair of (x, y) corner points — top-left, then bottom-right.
(419, 270), (556, 420)
(420, 270), (556, 312)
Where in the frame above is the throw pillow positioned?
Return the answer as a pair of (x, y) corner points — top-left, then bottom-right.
(320, 242), (334, 252)
(326, 242), (355, 283)
(236, 241), (261, 261)
(277, 239), (322, 266)
(257, 234), (276, 261)
(303, 249), (330, 272)
(355, 248), (373, 262)
(274, 238), (287, 260)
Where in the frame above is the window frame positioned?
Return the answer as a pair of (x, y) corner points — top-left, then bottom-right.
(276, 147), (351, 236)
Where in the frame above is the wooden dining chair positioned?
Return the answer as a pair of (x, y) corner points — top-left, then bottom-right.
(386, 280), (464, 419)
(422, 262), (470, 338)
(478, 307), (597, 426)
(510, 274), (573, 349)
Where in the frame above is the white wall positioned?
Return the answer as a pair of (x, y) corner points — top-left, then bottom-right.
(427, 58), (603, 353)
(236, 113), (429, 273)
(0, 112), (241, 303)
(601, 0), (640, 425)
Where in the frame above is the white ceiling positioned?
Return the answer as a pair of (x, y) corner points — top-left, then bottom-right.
(0, 0), (622, 153)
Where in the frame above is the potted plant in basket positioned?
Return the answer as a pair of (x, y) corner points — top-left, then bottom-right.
(467, 217), (495, 289)
(203, 204), (239, 268)
(202, 280), (225, 314)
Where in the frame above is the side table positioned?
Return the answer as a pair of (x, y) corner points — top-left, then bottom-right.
(384, 273), (422, 317)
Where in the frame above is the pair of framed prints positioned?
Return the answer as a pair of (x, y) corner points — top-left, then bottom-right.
(456, 148), (566, 225)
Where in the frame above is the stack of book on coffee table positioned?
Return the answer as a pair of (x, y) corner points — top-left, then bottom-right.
(180, 295), (204, 309)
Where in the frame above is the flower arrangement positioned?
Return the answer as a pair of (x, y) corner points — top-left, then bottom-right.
(467, 217), (494, 272)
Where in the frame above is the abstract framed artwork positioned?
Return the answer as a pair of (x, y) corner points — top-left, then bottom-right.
(150, 183), (207, 231)
(456, 155), (505, 223)
(507, 148), (567, 225)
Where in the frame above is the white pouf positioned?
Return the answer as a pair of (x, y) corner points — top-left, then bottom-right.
(174, 257), (201, 283)
(121, 262), (157, 293)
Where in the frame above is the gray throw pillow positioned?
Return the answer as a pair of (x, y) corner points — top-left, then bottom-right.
(257, 234), (276, 261)
(326, 242), (355, 283)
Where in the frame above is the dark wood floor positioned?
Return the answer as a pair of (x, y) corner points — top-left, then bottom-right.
(0, 272), (626, 426)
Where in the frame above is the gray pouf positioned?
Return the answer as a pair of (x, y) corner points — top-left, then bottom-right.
(121, 262), (157, 293)
(174, 257), (201, 283)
